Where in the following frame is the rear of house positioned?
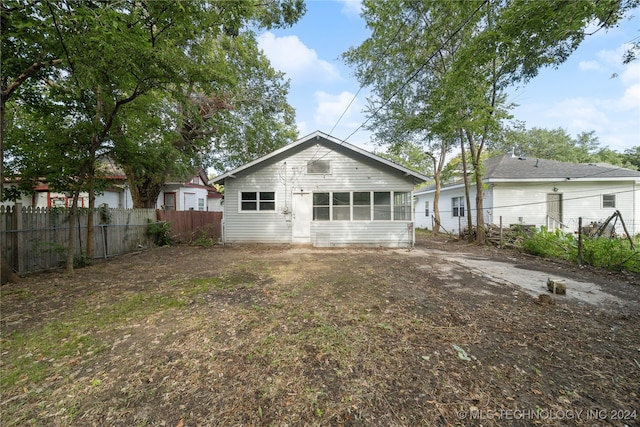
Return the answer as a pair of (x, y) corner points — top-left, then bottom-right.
(211, 131), (428, 247)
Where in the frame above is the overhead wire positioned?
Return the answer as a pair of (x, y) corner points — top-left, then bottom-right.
(306, 0), (489, 168)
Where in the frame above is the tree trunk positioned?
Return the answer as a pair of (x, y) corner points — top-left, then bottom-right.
(459, 131), (473, 243)
(87, 183), (95, 260)
(65, 188), (81, 274)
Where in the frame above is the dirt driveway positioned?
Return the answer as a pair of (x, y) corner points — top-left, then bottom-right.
(1, 235), (639, 426)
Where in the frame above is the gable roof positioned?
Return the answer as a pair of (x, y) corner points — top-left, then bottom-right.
(210, 130), (429, 185)
(415, 154), (640, 195)
(484, 154), (640, 181)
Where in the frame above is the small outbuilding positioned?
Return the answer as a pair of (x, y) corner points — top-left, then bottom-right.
(210, 131), (428, 247)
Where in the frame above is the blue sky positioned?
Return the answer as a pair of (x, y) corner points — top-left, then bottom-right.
(258, 0), (640, 154)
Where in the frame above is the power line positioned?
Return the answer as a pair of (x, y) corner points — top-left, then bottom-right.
(342, 0), (489, 143)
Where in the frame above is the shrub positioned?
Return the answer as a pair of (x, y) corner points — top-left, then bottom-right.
(146, 220), (174, 246)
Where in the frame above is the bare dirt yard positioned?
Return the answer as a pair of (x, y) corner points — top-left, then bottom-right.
(1, 233), (639, 426)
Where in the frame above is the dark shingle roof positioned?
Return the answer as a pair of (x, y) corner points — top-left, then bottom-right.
(485, 154), (640, 180)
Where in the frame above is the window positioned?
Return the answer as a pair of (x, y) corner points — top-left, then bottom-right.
(241, 191), (275, 211)
(164, 193), (176, 211)
(374, 192), (391, 220)
(332, 192), (350, 220)
(198, 198), (205, 211)
(307, 160), (331, 174)
(353, 192), (371, 220)
(603, 194), (615, 208)
(313, 193), (330, 220)
(425, 200), (430, 217)
(394, 192), (411, 220)
(313, 191), (411, 221)
(452, 196), (465, 217)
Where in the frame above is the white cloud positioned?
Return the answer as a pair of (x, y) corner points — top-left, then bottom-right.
(257, 32), (341, 83)
(313, 90), (363, 128)
(336, 0), (362, 18)
(578, 60), (601, 71)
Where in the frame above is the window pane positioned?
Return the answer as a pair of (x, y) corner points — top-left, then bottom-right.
(353, 192), (370, 220)
(452, 196), (464, 217)
(425, 201), (429, 216)
(313, 193), (330, 221)
(353, 206), (370, 220)
(313, 207), (330, 220)
(260, 192), (275, 201)
(242, 202), (257, 210)
(603, 194), (615, 208)
(353, 192), (370, 205)
(374, 192), (391, 220)
(260, 202), (275, 210)
(307, 160), (331, 174)
(313, 193), (329, 205)
(333, 206), (350, 220)
(333, 192), (350, 205)
(394, 192), (411, 220)
(242, 192), (257, 201)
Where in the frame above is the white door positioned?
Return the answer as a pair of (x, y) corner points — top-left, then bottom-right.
(292, 192), (312, 243)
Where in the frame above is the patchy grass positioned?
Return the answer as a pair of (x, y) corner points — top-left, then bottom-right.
(1, 244), (638, 426)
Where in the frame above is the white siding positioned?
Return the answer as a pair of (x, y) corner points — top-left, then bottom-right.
(222, 143), (418, 246)
(416, 180), (640, 236)
(493, 181), (639, 235)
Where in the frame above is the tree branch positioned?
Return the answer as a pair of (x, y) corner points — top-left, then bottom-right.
(1, 59), (63, 100)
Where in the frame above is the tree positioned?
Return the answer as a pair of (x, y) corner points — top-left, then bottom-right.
(622, 146), (640, 171)
(345, 0), (637, 244)
(2, 0), (305, 272)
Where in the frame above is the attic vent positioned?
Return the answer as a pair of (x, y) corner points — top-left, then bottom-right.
(307, 160), (331, 174)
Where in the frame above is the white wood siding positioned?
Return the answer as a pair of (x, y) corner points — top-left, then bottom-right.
(415, 180), (639, 236)
(222, 143), (417, 246)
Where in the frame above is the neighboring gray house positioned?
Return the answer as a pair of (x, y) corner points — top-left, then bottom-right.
(414, 153), (640, 236)
(210, 131), (428, 247)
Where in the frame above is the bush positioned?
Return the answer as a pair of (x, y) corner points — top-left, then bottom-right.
(521, 227), (639, 273)
(521, 227), (575, 260)
(146, 221), (174, 246)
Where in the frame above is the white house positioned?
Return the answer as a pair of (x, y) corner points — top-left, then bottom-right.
(2, 161), (222, 212)
(210, 131), (428, 247)
(414, 153), (640, 236)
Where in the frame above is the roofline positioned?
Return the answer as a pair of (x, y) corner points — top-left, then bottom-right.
(414, 176), (640, 195)
(210, 130), (429, 184)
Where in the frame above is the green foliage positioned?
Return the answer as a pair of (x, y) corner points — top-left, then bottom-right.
(581, 238), (640, 273)
(146, 221), (174, 246)
(522, 227), (639, 273)
(521, 227), (575, 261)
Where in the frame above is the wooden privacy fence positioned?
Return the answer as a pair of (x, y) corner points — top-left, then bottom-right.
(156, 210), (222, 243)
(1, 205), (156, 275)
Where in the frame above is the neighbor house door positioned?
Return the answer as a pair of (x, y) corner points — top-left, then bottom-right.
(546, 193), (562, 230)
(292, 192), (312, 243)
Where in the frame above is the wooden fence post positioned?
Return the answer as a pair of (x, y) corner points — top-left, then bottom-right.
(12, 202), (23, 273)
(578, 217), (583, 266)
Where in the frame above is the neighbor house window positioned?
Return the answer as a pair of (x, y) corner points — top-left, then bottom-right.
(374, 192), (391, 220)
(394, 192), (411, 220)
(307, 160), (331, 174)
(240, 191), (275, 211)
(425, 200), (430, 217)
(198, 198), (205, 211)
(452, 196), (465, 217)
(603, 194), (615, 208)
(164, 193), (176, 211)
